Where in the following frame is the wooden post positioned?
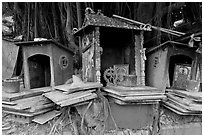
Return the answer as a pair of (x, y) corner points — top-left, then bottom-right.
(135, 34), (141, 85)
(95, 27), (101, 83)
(22, 48), (30, 89)
(140, 31), (146, 86)
(152, 102), (160, 135)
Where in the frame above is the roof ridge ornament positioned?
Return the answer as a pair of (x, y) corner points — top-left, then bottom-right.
(85, 7), (95, 15)
(97, 9), (103, 15)
(82, 7), (95, 27)
(72, 28), (78, 34)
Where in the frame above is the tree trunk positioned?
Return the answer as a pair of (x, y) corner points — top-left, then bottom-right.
(66, 3), (72, 42)
(76, 2), (82, 68)
(115, 2), (120, 15)
(26, 3), (30, 41)
(21, 3), (28, 41)
(58, 2), (67, 45)
(76, 2), (82, 28)
(133, 3), (138, 20)
(136, 2), (155, 23)
(13, 3), (20, 36)
(52, 3), (59, 41)
(154, 3), (164, 45)
(65, 3), (78, 51)
(34, 2), (38, 38)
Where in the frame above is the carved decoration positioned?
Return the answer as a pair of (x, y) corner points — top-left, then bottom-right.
(81, 27), (101, 83)
(134, 34), (141, 85)
(114, 64), (129, 83)
(95, 27), (101, 83)
(140, 31), (146, 86)
(82, 32), (94, 50)
(103, 67), (118, 86)
(172, 64), (191, 90)
(85, 7), (95, 15)
(82, 44), (95, 82)
(118, 75), (137, 87)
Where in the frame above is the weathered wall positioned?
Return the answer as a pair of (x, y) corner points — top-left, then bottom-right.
(160, 123), (202, 135)
(159, 107), (202, 135)
(52, 43), (73, 85)
(106, 99), (154, 130)
(23, 44), (51, 58)
(146, 47), (168, 91)
(2, 40), (19, 79)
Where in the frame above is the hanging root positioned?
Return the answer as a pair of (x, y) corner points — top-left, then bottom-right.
(49, 108), (65, 134)
(67, 107), (80, 135)
(96, 90), (118, 133)
(76, 90), (118, 135)
(49, 107), (71, 135)
(80, 101), (93, 134)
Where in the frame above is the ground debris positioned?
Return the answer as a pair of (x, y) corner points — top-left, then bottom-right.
(2, 110), (72, 135)
(6, 127), (17, 134)
(3, 101), (201, 135)
(104, 128), (150, 135)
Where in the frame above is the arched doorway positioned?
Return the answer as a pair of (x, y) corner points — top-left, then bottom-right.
(169, 55), (192, 87)
(28, 54), (51, 89)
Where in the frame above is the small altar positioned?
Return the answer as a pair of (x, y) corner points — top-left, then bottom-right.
(73, 9), (165, 134)
(102, 85), (165, 133)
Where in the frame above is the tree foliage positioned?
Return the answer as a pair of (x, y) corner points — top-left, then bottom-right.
(2, 2), (202, 49)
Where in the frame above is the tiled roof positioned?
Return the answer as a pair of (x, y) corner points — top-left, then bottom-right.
(74, 9), (151, 36)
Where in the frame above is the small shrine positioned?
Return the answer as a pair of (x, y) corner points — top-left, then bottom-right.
(146, 40), (202, 116)
(74, 8), (151, 86)
(74, 8), (164, 132)
(146, 41), (201, 92)
(15, 40), (74, 89)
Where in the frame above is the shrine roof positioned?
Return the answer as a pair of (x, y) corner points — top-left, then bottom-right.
(146, 41), (191, 54)
(74, 9), (151, 36)
(15, 39), (75, 53)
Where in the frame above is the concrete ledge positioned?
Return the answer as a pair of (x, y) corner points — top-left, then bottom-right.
(160, 123), (202, 135)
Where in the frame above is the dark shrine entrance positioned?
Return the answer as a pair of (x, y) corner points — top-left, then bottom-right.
(28, 54), (51, 89)
(169, 55), (192, 87)
(100, 27), (135, 86)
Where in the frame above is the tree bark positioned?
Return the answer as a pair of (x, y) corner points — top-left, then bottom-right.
(58, 2), (67, 44)
(34, 2), (38, 38)
(13, 3), (19, 35)
(26, 3), (30, 41)
(52, 3), (59, 41)
(66, 3), (72, 42)
(76, 2), (82, 28)
(65, 3), (78, 51)
(76, 2), (82, 68)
